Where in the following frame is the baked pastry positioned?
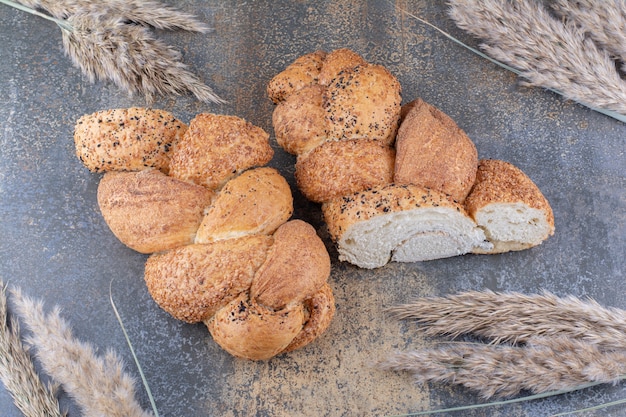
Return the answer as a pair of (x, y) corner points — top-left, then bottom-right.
(394, 99), (478, 203)
(268, 48), (402, 204)
(465, 159), (555, 253)
(323, 184), (490, 269)
(74, 107), (187, 173)
(268, 48), (554, 268)
(75, 110), (335, 360)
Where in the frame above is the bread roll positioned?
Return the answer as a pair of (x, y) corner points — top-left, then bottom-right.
(208, 293), (305, 361)
(295, 139), (395, 203)
(394, 99), (478, 203)
(282, 282), (335, 353)
(74, 107), (187, 173)
(97, 169), (214, 254)
(465, 159), (555, 253)
(317, 47), (367, 86)
(267, 50), (327, 104)
(168, 113), (274, 189)
(272, 84), (328, 155)
(76, 109), (335, 360)
(250, 220), (331, 310)
(195, 167), (293, 243)
(144, 235), (272, 323)
(323, 184), (491, 269)
(324, 63), (401, 145)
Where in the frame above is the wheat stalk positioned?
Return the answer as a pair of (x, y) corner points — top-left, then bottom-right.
(447, 0), (626, 116)
(386, 290), (626, 350)
(551, 0), (626, 71)
(0, 280), (63, 417)
(378, 337), (626, 399)
(14, 0), (209, 32)
(10, 287), (153, 417)
(3, 0), (224, 104)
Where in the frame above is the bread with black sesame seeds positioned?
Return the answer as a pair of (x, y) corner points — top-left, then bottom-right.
(465, 159), (555, 254)
(74, 107), (187, 173)
(75, 110), (335, 360)
(322, 184), (491, 269)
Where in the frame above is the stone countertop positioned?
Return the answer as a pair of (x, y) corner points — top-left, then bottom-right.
(0, 1), (624, 416)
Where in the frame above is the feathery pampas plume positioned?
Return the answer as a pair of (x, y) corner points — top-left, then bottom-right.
(2, 0), (224, 104)
(447, 0), (626, 116)
(380, 290), (626, 399)
(0, 280), (63, 417)
(379, 337), (626, 399)
(10, 287), (153, 417)
(551, 0), (626, 72)
(385, 290), (626, 350)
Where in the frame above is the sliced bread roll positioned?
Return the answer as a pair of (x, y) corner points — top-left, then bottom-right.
(323, 184), (491, 269)
(465, 159), (555, 253)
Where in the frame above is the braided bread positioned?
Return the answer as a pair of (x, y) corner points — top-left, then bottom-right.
(268, 49), (554, 269)
(75, 108), (335, 360)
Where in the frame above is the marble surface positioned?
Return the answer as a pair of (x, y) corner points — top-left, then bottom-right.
(0, 1), (624, 416)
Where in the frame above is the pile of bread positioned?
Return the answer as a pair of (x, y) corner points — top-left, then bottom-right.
(74, 109), (335, 360)
(268, 48), (555, 269)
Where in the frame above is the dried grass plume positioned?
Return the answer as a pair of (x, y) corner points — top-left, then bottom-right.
(380, 290), (626, 399)
(10, 0), (224, 104)
(0, 280), (63, 417)
(10, 286), (153, 417)
(447, 0), (626, 116)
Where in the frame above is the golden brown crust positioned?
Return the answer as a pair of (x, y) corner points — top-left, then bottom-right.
(267, 50), (327, 104)
(283, 282), (336, 353)
(317, 48), (367, 86)
(272, 84), (328, 155)
(465, 159), (553, 222)
(168, 113), (273, 189)
(323, 64), (401, 146)
(97, 170), (214, 254)
(144, 236), (272, 323)
(74, 107), (187, 173)
(322, 183), (465, 242)
(394, 99), (478, 203)
(250, 220), (331, 310)
(465, 159), (555, 250)
(295, 139), (395, 203)
(195, 167), (293, 243)
(207, 293), (305, 360)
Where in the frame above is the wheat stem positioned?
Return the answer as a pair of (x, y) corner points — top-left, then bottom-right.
(551, 0), (626, 70)
(110, 280), (159, 417)
(0, 0), (72, 30)
(390, 0), (626, 123)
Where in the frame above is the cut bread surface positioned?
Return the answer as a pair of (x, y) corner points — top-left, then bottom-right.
(336, 207), (491, 269)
